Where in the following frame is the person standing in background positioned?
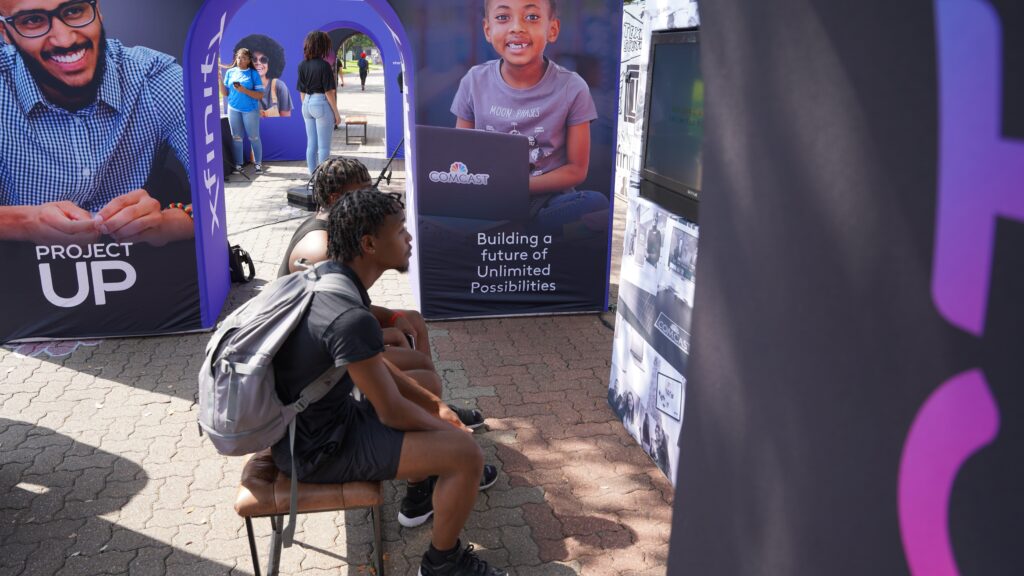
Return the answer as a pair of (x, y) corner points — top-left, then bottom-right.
(297, 31), (341, 175)
(358, 51), (368, 91)
(221, 47), (264, 173)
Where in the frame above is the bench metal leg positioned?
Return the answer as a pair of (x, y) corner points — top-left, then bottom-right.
(372, 504), (384, 576)
(245, 518), (262, 576)
(266, 515), (284, 576)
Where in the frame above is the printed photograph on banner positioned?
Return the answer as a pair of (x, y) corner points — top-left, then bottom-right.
(621, 198), (670, 296)
(392, 0), (621, 318)
(656, 370), (683, 421)
(0, 0), (202, 342)
(659, 216), (697, 305)
(668, 222), (698, 280)
(227, 34), (293, 119)
(609, 319), (682, 483)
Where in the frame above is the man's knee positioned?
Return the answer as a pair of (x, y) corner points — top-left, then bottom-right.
(455, 435), (484, 472)
(408, 369), (442, 396)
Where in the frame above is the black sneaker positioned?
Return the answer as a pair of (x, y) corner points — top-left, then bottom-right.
(418, 543), (507, 576)
(398, 465), (500, 528)
(449, 404), (485, 430)
(399, 477), (436, 528)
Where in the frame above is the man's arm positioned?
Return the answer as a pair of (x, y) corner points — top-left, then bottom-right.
(94, 60), (193, 246)
(348, 353), (451, 432)
(155, 61), (191, 175)
(382, 358), (467, 431)
(369, 305), (430, 354)
(528, 121), (591, 194)
(287, 229), (329, 274)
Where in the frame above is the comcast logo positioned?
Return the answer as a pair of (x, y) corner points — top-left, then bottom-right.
(429, 161), (490, 185)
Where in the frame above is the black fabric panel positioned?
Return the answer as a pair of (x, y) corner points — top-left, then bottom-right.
(667, 1), (1023, 574)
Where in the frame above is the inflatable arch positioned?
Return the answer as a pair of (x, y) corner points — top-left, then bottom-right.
(218, 0), (405, 161)
(183, 0), (419, 327)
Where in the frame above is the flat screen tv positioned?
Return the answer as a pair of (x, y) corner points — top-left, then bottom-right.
(640, 29), (703, 207)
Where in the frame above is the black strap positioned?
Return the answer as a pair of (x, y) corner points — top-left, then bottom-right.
(283, 420), (299, 547)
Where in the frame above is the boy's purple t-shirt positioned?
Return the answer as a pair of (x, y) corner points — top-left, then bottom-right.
(451, 58), (597, 182)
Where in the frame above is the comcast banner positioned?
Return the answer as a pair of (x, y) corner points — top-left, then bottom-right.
(391, 0), (623, 318)
(0, 0), (230, 342)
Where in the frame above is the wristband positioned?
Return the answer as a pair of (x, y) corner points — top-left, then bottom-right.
(167, 202), (194, 220)
(388, 311), (405, 327)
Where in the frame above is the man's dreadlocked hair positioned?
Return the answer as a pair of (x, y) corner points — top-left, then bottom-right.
(312, 156), (372, 210)
(328, 188), (405, 263)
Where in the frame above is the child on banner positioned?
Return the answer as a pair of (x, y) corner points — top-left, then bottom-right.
(451, 0), (609, 235)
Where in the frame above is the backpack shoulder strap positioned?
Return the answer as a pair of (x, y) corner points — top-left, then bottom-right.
(282, 363), (347, 547)
(312, 272), (362, 303)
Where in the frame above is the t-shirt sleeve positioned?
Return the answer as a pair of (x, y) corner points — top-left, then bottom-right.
(277, 80), (293, 112)
(251, 70), (264, 92)
(322, 306), (384, 367)
(450, 71), (474, 122)
(296, 64), (308, 94)
(566, 74), (598, 126)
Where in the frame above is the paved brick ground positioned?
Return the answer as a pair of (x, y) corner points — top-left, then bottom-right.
(0, 68), (669, 575)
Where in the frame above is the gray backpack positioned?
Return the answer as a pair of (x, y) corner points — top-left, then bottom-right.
(197, 263), (360, 545)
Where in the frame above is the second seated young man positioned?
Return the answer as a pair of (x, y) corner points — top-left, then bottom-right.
(273, 189), (507, 575)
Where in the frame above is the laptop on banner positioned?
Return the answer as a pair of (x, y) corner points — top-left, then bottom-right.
(415, 125), (530, 220)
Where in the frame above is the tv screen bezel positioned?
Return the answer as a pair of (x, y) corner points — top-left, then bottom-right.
(640, 28), (702, 204)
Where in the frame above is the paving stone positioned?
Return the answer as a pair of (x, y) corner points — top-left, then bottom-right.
(129, 546), (173, 576)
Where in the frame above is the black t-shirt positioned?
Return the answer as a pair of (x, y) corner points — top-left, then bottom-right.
(277, 216), (328, 278)
(271, 261), (384, 476)
(297, 58), (336, 94)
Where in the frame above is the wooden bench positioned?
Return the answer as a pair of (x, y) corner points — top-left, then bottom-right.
(345, 115), (368, 144)
(235, 450), (384, 576)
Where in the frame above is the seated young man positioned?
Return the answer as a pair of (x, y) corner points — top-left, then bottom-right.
(278, 156), (484, 430)
(272, 189), (506, 575)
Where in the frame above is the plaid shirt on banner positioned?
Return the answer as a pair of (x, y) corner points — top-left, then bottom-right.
(0, 39), (189, 212)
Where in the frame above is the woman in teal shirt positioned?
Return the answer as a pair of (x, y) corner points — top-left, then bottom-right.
(221, 48), (265, 173)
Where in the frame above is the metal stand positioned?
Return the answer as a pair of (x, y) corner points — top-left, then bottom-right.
(374, 139), (405, 188)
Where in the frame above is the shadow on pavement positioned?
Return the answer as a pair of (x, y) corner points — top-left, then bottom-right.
(0, 418), (237, 575)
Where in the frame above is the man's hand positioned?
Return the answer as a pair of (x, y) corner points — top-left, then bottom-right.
(437, 402), (472, 433)
(97, 189), (194, 246)
(28, 201), (101, 245)
(393, 310), (431, 355)
(0, 202), (100, 245)
(383, 326), (413, 349)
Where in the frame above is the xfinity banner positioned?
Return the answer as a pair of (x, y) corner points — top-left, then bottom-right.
(0, 0), (223, 342)
(668, 0), (1024, 574)
(393, 0), (622, 318)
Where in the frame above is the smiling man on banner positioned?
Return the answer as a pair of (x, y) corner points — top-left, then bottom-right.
(0, 0), (194, 246)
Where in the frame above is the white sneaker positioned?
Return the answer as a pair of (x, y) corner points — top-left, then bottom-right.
(254, 164), (263, 173)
